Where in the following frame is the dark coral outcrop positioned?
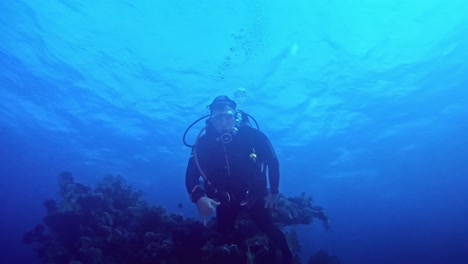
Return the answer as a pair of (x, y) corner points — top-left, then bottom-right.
(24, 172), (337, 264)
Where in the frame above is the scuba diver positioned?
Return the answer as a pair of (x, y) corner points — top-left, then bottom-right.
(184, 95), (292, 264)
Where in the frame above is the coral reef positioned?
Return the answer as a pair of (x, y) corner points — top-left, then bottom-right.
(24, 172), (337, 264)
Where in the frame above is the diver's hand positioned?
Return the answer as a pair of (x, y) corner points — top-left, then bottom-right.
(264, 193), (278, 208)
(196, 196), (220, 226)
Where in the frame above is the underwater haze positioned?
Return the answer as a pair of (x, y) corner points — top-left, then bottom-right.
(1, 0), (468, 263)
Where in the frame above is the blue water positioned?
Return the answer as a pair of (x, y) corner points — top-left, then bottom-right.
(1, 1), (468, 263)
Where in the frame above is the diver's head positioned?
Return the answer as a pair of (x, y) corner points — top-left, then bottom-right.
(209, 95), (237, 134)
(209, 95), (237, 112)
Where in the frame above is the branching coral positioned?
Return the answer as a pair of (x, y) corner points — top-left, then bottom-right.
(24, 172), (337, 264)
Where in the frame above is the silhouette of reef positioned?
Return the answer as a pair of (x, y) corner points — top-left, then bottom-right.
(24, 172), (340, 264)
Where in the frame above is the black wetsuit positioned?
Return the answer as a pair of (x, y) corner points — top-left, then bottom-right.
(185, 124), (292, 263)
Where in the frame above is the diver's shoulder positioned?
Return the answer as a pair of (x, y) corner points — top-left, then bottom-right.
(198, 131), (219, 145)
(240, 125), (266, 138)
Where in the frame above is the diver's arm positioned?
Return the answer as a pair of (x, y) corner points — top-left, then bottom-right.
(266, 141), (280, 195)
(185, 150), (206, 202)
(259, 132), (280, 195)
(185, 148), (220, 225)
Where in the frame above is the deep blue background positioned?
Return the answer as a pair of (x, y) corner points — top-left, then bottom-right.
(1, 1), (468, 263)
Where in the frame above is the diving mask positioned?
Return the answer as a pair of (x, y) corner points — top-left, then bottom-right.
(211, 110), (235, 124)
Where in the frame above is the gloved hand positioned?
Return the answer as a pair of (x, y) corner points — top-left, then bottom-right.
(264, 193), (278, 208)
(196, 196), (220, 226)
